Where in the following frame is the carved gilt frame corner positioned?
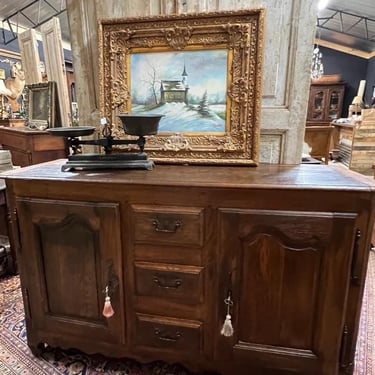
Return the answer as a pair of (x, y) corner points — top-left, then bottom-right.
(98, 9), (265, 166)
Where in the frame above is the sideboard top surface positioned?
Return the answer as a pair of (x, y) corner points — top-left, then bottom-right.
(1, 159), (375, 192)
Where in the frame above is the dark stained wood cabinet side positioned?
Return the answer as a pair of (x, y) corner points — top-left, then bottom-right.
(0, 126), (67, 167)
(3, 162), (375, 375)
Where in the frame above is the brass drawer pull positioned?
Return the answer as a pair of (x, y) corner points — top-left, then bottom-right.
(152, 218), (182, 233)
(154, 328), (182, 342)
(153, 274), (182, 289)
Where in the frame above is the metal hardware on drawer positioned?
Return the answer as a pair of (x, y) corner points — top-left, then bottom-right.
(153, 274), (183, 289)
(152, 218), (182, 233)
(154, 328), (182, 342)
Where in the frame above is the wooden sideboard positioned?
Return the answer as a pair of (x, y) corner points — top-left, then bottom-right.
(3, 161), (375, 375)
(0, 126), (67, 167)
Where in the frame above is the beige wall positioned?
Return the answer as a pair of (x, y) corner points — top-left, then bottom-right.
(66, 0), (316, 164)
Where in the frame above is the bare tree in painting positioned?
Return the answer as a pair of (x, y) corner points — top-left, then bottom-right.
(140, 59), (160, 105)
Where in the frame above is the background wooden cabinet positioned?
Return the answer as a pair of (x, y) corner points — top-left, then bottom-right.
(0, 126), (67, 167)
(304, 83), (345, 164)
(307, 83), (345, 126)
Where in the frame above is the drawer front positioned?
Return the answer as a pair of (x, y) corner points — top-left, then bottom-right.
(132, 205), (204, 246)
(135, 313), (202, 354)
(135, 262), (203, 304)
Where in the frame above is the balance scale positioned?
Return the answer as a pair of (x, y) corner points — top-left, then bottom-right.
(48, 114), (163, 172)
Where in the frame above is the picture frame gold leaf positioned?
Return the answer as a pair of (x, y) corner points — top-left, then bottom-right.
(99, 9), (264, 166)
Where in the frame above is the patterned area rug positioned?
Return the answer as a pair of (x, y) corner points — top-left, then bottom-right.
(0, 253), (374, 374)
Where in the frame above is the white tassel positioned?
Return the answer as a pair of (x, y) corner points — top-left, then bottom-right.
(221, 313), (234, 337)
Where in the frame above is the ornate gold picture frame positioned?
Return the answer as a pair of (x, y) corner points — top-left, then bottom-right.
(25, 81), (57, 130)
(99, 9), (264, 165)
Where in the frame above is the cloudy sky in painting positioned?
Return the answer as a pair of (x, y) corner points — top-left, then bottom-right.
(130, 49), (228, 103)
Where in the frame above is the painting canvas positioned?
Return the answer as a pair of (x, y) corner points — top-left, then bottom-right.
(130, 50), (228, 134)
(26, 81), (57, 130)
(99, 10), (265, 165)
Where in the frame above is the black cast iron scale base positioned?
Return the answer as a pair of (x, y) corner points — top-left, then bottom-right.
(61, 153), (154, 172)
(47, 114), (163, 172)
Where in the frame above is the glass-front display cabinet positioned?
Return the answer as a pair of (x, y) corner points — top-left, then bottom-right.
(306, 83), (345, 126)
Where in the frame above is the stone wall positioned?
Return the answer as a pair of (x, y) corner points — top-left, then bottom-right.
(66, 0), (316, 164)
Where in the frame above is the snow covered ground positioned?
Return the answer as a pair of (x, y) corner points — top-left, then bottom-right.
(132, 102), (226, 133)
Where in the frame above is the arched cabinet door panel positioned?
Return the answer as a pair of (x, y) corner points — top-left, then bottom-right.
(215, 208), (357, 375)
(16, 198), (125, 351)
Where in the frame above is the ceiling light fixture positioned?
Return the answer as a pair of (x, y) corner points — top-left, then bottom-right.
(311, 43), (324, 79)
(318, 0), (329, 10)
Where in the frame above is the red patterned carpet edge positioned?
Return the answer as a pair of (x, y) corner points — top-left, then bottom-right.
(0, 253), (374, 374)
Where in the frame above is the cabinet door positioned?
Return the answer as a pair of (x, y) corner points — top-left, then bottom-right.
(16, 198), (125, 346)
(215, 209), (357, 374)
(307, 88), (325, 121)
(327, 86), (344, 121)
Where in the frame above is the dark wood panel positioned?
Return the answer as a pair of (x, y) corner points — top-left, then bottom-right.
(216, 208), (358, 374)
(15, 198), (125, 346)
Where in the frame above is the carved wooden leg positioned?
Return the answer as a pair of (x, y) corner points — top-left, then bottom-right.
(28, 342), (45, 357)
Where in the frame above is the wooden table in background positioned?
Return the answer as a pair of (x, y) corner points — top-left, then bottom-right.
(304, 125), (334, 164)
(0, 126), (67, 167)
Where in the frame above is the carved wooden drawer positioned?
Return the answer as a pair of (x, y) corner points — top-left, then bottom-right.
(135, 313), (202, 354)
(134, 261), (204, 304)
(131, 205), (204, 247)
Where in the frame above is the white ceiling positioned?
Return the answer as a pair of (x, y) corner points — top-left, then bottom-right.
(0, 0), (374, 55)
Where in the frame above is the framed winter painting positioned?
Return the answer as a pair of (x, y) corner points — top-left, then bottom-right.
(98, 9), (265, 166)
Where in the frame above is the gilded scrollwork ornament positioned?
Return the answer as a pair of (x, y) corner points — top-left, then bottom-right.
(163, 25), (193, 50)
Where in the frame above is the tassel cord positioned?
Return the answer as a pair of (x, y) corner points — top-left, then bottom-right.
(221, 291), (234, 337)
